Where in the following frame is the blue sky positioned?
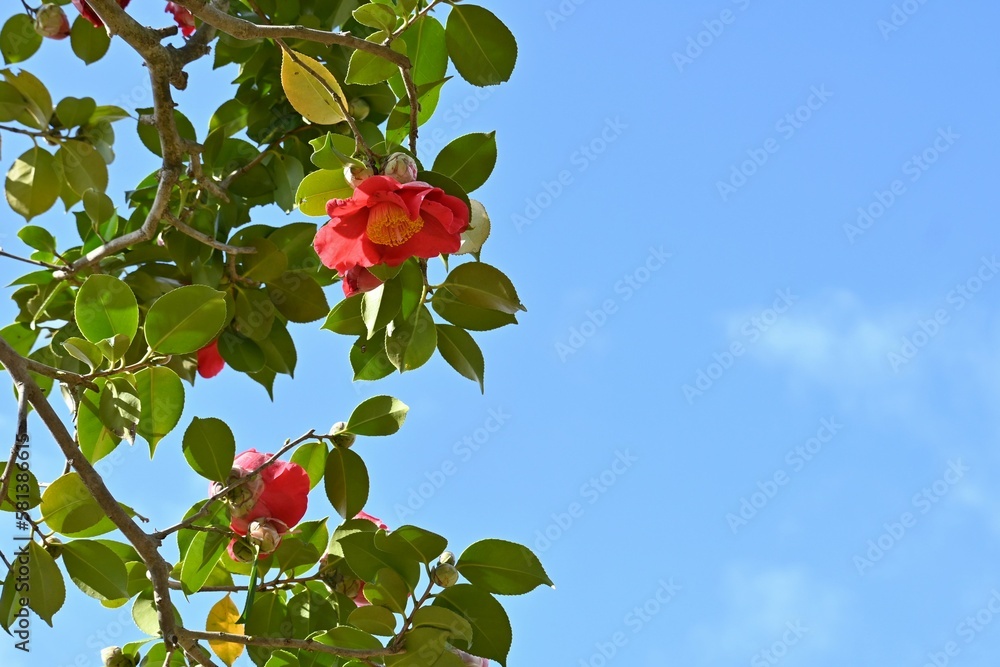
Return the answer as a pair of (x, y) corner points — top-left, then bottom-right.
(4, 1), (1000, 665)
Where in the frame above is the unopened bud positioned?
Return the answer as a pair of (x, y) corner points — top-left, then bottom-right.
(439, 550), (457, 566)
(101, 646), (134, 667)
(344, 162), (374, 188)
(432, 563), (460, 588)
(348, 98), (371, 121)
(35, 4), (70, 40)
(247, 519), (285, 554)
(383, 152), (418, 184)
(43, 537), (63, 560)
(456, 200), (491, 255)
(329, 421), (356, 448)
(228, 538), (255, 564)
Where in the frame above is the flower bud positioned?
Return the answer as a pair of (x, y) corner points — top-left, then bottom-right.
(383, 152), (418, 184)
(247, 518), (285, 554)
(456, 200), (491, 256)
(348, 98), (371, 121)
(328, 421), (357, 448)
(344, 162), (374, 188)
(439, 550), (457, 566)
(432, 563), (460, 588)
(227, 538), (255, 564)
(35, 4), (70, 40)
(101, 647), (135, 667)
(43, 537), (63, 560)
(218, 466), (265, 516)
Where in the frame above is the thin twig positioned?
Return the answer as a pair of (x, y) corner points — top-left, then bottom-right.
(164, 212), (256, 255)
(389, 0), (448, 41)
(0, 248), (62, 271)
(167, 573), (322, 593)
(177, 629), (401, 660)
(0, 385), (29, 513)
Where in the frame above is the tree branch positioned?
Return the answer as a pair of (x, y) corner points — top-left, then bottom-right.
(0, 385), (29, 513)
(177, 629), (400, 660)
(164, 212), (256, 255)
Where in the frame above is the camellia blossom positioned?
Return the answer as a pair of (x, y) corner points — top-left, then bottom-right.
(449, 647), (490, 667)
(197, 340), (225, 378)
(165, 2), (196, 36)
(72, 0), (130, 29)
(209, 449), (310, 536)
(313, 176), (469, 275)
(341, 265), (383, 298)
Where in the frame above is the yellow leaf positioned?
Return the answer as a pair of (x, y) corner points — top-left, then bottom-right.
(281, 48), (348, 125)
(206, 594), (245, 667)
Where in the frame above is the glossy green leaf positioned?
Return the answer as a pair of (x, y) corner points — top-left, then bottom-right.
(179, 530), (229, 595)
(62, 539), (129, 601)
(325, 446), (369, 520)
(295, 168), (352, 216)
(385, 304), (436, 373)
(291, 442), (328, 490)
(353, 4), (398, 32)
(446, 5), (517, 87)
(441, 262), (524, 314)
(267, 271), (329, 323)
(0, 14), (41, 65)
(432, 287), (517, 331)
(436, 324), (485, 392)
(74, 274), (138, 345)
(40, 472), (107, 535)
(362, 280), (402, 339)
(434, 584), (512, 665)
(323, 294), (367, 336)
(363, 566), (409, 613)
(62, 336), (103, 372)
(144, 285), (228, 354)
(71, 15), (111, 65)
(182, 417), (236, 483)
(456, 539), (553, 595)
(432, 132), (497, 193)
(0, 461), (40, 512)
(56, 96), (97, 128)
(346, 395), (409, 436)
(411, 606), (474, 645)
(134, 366), (185, 454)
(5, 146), (59, 220)
(351, 332), (395, 381)
(26, 541), (65, 626)
(349, 604), (397, 636)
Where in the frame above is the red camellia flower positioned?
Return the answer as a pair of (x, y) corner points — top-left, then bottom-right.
(165, 2), (196, 36)
(342, 265), (383, 298)
(72, 0), (130, 29)
(196, 340), (225, 379)
(313, 176), (469, 276)
(213, 450), (310, 536)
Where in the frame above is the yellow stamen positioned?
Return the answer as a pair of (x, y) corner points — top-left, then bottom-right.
(366, 202), (424, 247)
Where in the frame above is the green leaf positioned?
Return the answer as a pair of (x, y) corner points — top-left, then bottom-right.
(380, 525), (447, 564)
(71, 15), (111, 65)
(353, 4), (398, 32)
(179, 530), (229, 594)
(281, 48), (348, 126)
(17, 224), (56, 253)
(0, 80), (28, 122)
(98, 376), (141, 441)
(351, 332), (395, 381)
(83, 188), (115, 225)
(274, 519), (329, 573)
(5, 146), (58, 220)
(347, 35), (406, 85)
(62, 336), (104, 372)
(62, 539), (129, 601)
(0, 461), (40, 512)
(323, 294), (367, 336)
(431, 287), (517, 331)
(456, 539), (553, 595)
(362, 280), (402, 339)
(134, 366), (185, 454)
(295, 168), (352, 216)
(434, 584), (512, 665)
(74, 274), (139, 345)
(26, 541), (65, 626)
(1, 14), (41, 65)
(385, 304), (437, 373)
(136, 108), (196, 157)
(41, 472), (106, 535)
(386, 628), (450, 667)
(411, 607), (474, 645)
(218, 331), (266, 374)
(325, 446), (369, 520)
(363, 566), (409, 613)
(267, 271), (329, 323)
(2, 69), (52, 128)
(239, 238), (288, 284)
(314, 626), (383, 654)
(446, 5), (517, 87)
(346, 395), (409, 436)
(182, 417), (236, 483)
(56, 96), (97, 128)
(145, 285), (228, 354)
(291, 442), (328, 490)
(233, 287), (276, 341)
(441, 262), (524, 315)
(57, 139), (108, 197)
(349, 604), (397, 636)
(0, 555), (24, 632)
(78, 379), (123, 464)
(264, 651), (301, 667)
(432, 132), (497, 193)
(436, 324), (485, 392)
(399, 16), (448, 87)
(339, 530), (420, 591)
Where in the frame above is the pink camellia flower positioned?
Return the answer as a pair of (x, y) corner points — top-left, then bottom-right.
(165, 2), (196, 36)
(341, 265), (383, 298)
(313, 176), (469, 275)
(209, 450), (310, 536)
(448, 647), (489, 667)
(197, 340), (225, 378)
(72, 0), (130, 29)
(34, 4), (71, 39)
